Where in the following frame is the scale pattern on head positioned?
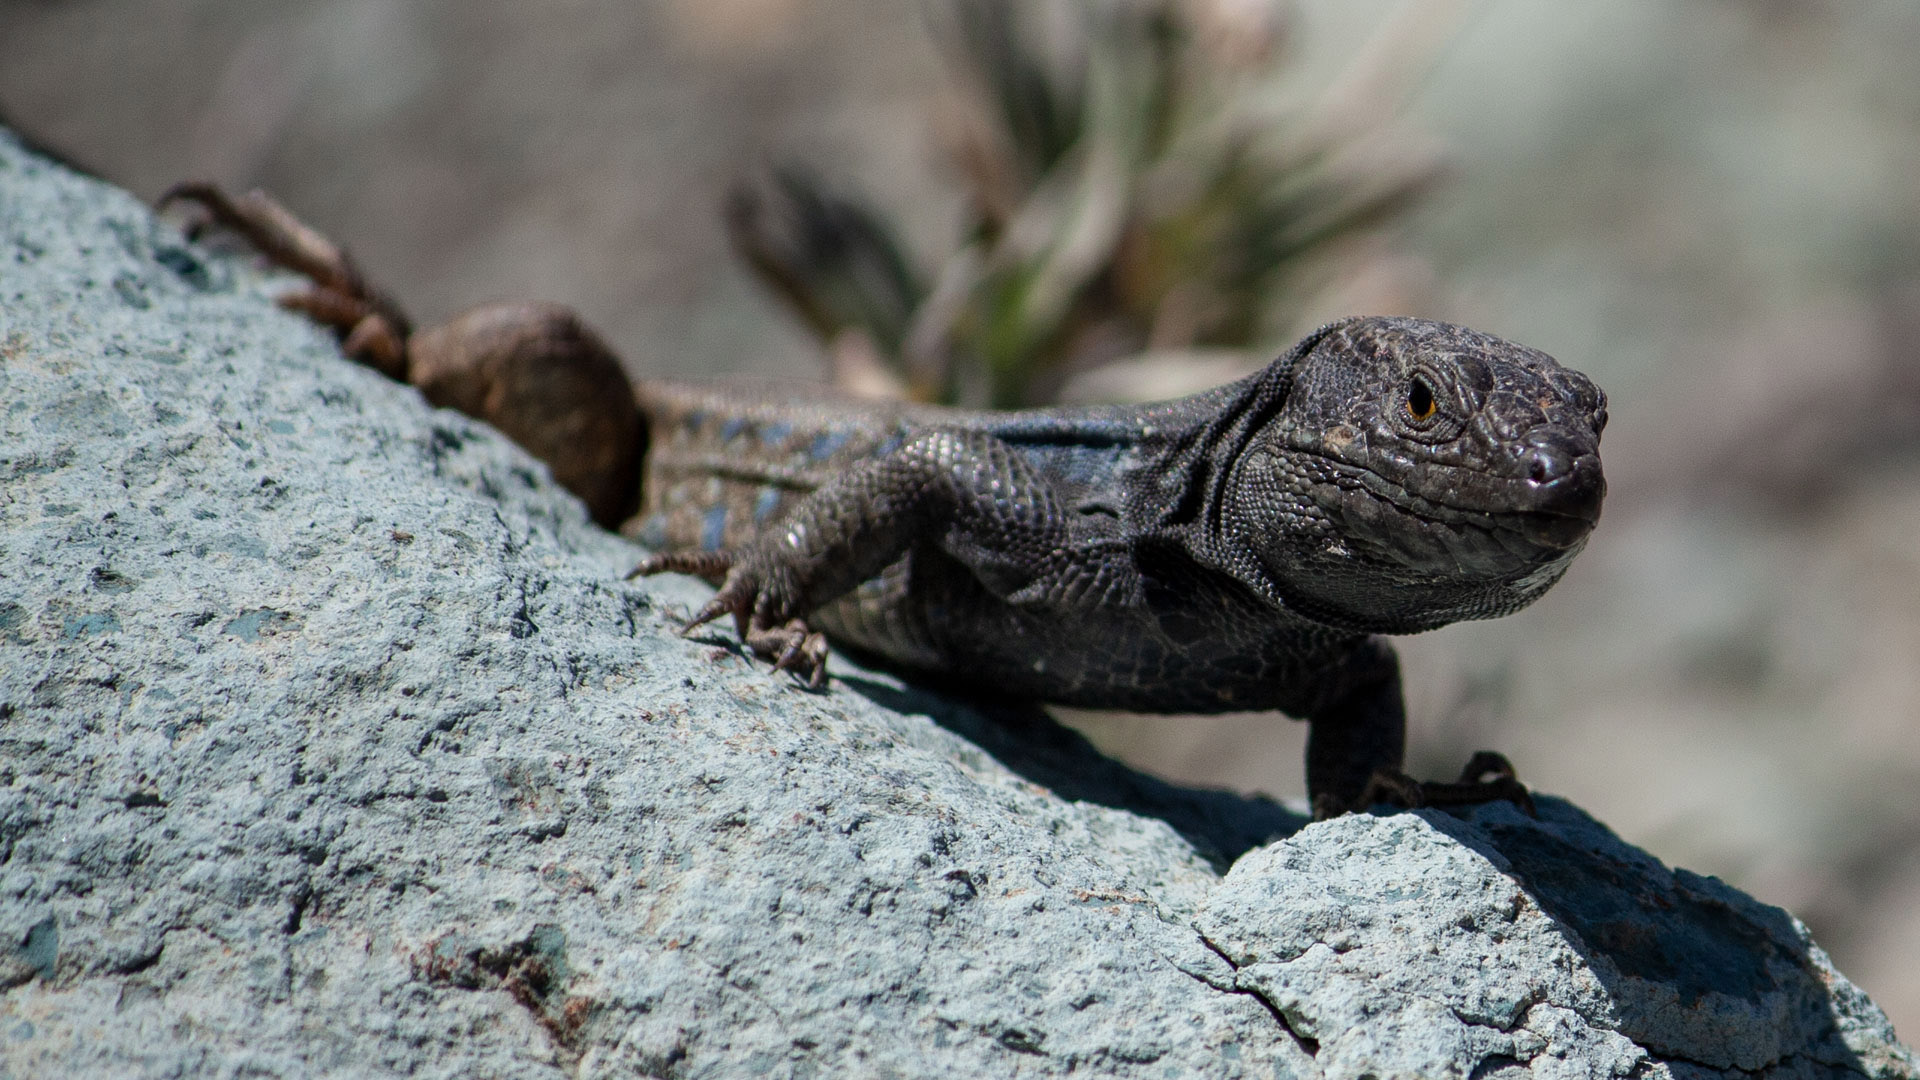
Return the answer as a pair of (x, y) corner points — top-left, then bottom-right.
(1219, 316), (1607, 634)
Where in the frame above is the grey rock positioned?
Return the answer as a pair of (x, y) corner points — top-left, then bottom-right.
(0, 128), (1911, 1079)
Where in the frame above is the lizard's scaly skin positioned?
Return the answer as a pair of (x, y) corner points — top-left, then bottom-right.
(630, 318), (1605, 815)
(162, 185), (1605, 817)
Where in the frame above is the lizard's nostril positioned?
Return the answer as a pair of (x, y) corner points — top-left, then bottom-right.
(1527, 446), (1568, 485)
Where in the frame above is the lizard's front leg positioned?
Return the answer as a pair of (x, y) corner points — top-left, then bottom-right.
(1306, 639), (1535, 820)
(158, 184), (642, 527)
(631, 429), (1080, 686)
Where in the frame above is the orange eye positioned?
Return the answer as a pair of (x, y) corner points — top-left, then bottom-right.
(1407, 377), (1437, 421)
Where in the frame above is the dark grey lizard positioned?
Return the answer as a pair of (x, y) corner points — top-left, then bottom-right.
(163, 185), (1607, 819)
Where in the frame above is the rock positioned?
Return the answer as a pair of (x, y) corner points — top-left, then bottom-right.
(0, 128), (1911, 1079)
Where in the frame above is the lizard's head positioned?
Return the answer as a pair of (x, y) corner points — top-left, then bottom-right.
(1229, 315), (1606, 633)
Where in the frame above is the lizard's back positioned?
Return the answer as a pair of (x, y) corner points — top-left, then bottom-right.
(628, 380), (1161, 555)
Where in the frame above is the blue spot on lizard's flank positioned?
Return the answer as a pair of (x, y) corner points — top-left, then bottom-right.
(758, 421), (792, 447)
(701, 505), (729, 551)
(809, 429), (852, 461)
(753, 487), (782, 523)
(874, 433), (905, 457)
(721, 417), (749, 442)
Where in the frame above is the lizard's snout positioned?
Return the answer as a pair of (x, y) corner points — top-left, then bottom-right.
(1518, 430), (1605, 539)
(1525, 445), (1603, 510)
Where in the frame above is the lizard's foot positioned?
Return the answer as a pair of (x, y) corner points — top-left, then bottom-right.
(1314, 751), (1536, 821)
(632, 552), (830, 687)
(158, 182), (411, 379)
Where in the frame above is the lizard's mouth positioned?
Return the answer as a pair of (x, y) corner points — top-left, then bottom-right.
(1286, 443), (1605, 589)
(1354, 453), (1605, 549)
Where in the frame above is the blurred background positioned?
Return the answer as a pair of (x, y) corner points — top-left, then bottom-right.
(4, 0), (1916, 1036)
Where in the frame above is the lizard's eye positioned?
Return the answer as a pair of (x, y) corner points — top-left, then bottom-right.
(1405, 376), (1437, 422)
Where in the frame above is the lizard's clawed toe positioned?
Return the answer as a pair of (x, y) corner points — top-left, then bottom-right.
(1355, 768), (1428, 813)
(1455, 750), (1518, 785)
(627, 550), (735, 584)
(679, 592), (745, 638)
(750, 621), (831, 688)
(1440, 750), (1536, 816)
(634, 551), (754, 639)
(338, 313), (409, 377)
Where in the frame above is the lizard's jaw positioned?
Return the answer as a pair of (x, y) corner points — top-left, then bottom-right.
(1230, 441), (1607, 633)
(1321, 481), (1598, 584)
(1327, 417), (1606, 571)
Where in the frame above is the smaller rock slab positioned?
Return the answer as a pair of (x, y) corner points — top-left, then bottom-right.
(1200, 802), (1915, 1078)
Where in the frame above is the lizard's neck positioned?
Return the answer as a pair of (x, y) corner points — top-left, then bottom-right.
(1121, 333), (1314, 541)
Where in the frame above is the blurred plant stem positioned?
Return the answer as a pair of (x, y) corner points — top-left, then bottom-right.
(728, 0), (1457, 407)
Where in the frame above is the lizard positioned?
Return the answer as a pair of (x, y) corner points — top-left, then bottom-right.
(161, 184), (1607, 820)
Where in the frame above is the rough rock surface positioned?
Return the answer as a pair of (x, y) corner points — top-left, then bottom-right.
(0, 130), (1912, 1079)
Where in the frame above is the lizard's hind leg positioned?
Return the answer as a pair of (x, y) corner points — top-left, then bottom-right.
(159, 183), (410, 379)
(159, 183), (644, 528)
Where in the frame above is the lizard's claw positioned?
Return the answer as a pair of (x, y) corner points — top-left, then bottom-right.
(1454, 750), (1524, 787)
(1319, 750), (1537, 821)
(683, 592), (751, 642)
(1442, 750), (1537, 817)
(627, 551), (749, 635)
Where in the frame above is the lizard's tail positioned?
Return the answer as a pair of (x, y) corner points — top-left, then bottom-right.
(406, 303), (644, 530)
